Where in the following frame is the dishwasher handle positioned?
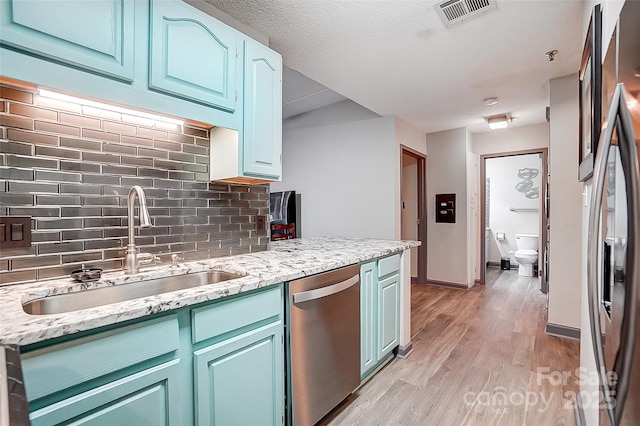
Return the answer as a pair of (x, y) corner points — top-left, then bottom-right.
(292, 275), (359, 304)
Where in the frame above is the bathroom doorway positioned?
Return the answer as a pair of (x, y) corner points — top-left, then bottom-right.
(479, 148), (548, 288)
(401, 146), (426, 284)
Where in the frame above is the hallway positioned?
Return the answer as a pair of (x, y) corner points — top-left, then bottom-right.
(322, 269), (581, 425)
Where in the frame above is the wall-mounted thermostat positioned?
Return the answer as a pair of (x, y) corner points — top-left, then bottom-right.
(435, 194), (455, 223)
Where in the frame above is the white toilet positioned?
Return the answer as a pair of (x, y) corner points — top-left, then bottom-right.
(514, 234), (539, 276)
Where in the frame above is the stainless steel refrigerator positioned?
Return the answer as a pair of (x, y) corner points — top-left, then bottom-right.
(584, 1), (640, 424)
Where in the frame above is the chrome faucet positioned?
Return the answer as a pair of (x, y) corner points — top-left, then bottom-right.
(124, 186), (154, 274)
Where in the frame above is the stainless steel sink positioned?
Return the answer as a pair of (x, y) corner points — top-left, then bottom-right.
(23, 270), (244, 315)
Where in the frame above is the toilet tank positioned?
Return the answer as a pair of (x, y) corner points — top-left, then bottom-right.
(515, 234), (538, 250)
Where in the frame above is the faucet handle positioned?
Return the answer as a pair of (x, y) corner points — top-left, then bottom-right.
(171, 254), (184, 267)
(138, 252), (161, 266)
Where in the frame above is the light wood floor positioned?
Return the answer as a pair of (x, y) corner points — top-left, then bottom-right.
(321, 268), (581, 426)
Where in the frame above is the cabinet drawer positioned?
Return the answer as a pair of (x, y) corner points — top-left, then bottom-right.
(22, 315), (179, 401)
(191, 286), (282, 344)
(377, 254), (401, 278)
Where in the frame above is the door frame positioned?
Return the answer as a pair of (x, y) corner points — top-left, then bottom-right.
(401, 145), (427, 284)
(479, 148), (548, 285)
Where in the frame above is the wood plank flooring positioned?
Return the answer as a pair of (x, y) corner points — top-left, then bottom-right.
(320, 268), (581, 426)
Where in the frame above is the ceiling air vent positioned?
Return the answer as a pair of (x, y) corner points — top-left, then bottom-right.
(434, 0), (497, 27)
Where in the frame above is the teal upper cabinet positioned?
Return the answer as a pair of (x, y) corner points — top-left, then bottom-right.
(210, 38), (282, 183)
(0, 0), (135, 82)
(242, 38), (282, 180)
(149, 0), (237, 112)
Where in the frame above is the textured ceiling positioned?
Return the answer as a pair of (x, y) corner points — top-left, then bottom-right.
(204, 0), (585, 133)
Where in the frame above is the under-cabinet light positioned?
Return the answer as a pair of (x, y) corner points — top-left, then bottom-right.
(38, 89), (184, 127)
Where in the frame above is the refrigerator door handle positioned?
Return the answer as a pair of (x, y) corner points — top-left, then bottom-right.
(588, 83), (620, 424)
(612, 83), (640, 424)
(588, 83), (640, 425)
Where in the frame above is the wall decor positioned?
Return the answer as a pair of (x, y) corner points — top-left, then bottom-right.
(515, 167), (540, 199)
(578, 4), (602, 182)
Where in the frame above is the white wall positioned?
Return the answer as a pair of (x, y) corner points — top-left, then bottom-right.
(394, 117), (427, 242)
(548, 73), (583, 330)
(271, 100), (398, 239)
(395, 116), (427, 154)
(472, 123), (549, 156)
(426, 128), (471, 286)
(486, 154), (542, 263)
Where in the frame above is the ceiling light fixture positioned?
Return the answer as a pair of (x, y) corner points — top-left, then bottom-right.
(545, 50), (558, 61)
(487, 114), (510, 130)
(483, 97), (498, 106)
(38, 88), (184, 127)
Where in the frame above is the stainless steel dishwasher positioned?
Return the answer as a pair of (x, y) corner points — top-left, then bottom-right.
(287, 264), (360, 426)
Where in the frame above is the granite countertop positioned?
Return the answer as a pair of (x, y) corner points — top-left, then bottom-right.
(0, 237), (419, 346)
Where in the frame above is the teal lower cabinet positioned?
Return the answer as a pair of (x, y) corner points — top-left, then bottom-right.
(193, 322), (284, 426)
(360, 254), (401, 380)
(190, 285), (284, 426)
(360, 261), (377, 376)
(21, 285), (284, 426)
(29, 360), (181, 426)
(377, 273), (400, 360)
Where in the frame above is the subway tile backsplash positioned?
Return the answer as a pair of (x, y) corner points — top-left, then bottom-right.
(0, 84), (270, 286)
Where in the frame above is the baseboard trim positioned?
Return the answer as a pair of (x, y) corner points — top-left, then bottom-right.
(545, 323), (581, 340)
(395, 342), (413, 359)
(422, 280), (469, 290)
(411, 277), (417, 284)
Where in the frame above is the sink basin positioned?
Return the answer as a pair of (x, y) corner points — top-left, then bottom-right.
(23, 270), (244, 315)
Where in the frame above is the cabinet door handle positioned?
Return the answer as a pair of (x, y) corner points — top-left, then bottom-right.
(292, 275), (359, 304)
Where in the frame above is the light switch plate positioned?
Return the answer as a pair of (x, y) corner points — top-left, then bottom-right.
(0, 216), (31, 249)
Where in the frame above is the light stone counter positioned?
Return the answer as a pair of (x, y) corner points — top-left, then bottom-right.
(0, 237), (419, 346)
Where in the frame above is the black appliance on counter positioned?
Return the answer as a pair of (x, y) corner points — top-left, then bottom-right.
(269, 190), (300, 241)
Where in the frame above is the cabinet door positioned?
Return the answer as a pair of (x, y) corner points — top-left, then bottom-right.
(0, 0), (135, 82)
(377, 273), (400, 360)
(149, 0), (237, 112)
(194, 322), (284, 426)
(242, 38), (282, 180)
(360, 261), (377, 377)
(29, 360), (181, 426)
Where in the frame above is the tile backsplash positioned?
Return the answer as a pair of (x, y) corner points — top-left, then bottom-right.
(0, 83), (270, 286)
